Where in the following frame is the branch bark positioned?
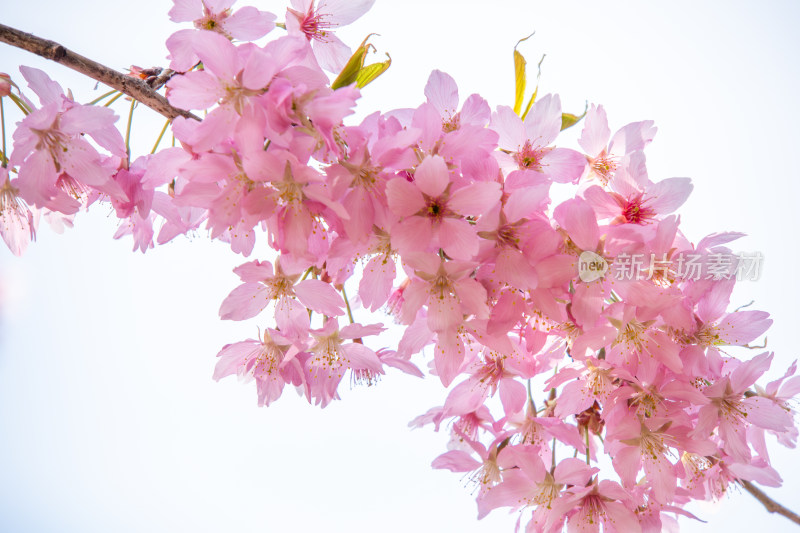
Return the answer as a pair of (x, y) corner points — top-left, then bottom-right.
(0, 23), (197, 121)
(740, 479), (800, 527)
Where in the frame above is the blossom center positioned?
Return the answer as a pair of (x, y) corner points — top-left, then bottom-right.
(514, 140), (546, 171)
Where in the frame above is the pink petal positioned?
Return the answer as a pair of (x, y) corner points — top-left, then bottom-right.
(312, 33), (351, 73)
(459, 94), (490, 126)
(647, 177), (693, 214)
(578, 104), (610, 156)
(414, 155), (449, 198)
(554, 457), (596, 486)
(391, 216), (433, 255)
(193, 30), (241, 80)
(433, 337), (465, 387)
(717, 311), (771, 346)
(385, 177), (425, 217)
(342, 342), (384, 372)
(488, 291), (524, 335)
(166, 29), (200, 72)
(499, 379), (526, 416)
(427, 292), (461, 333)
(213, 339), (259, 380)
(241, 48), (277, 90)
(495, 248), (538, 291)
(743, 396), (793, 432)
(223, 6), (276, 41)
(523, 93), (561, 148)
(219, 282), (270, 320)
(318, 0), (375, 26)
(540, 147), (586, 184)
(448, 181), (501, 215)
(358, 255), (396, 312)
(19, 66), (64, 106)
(553, 197), (599, 251)
(431, 450), (481, 472)
(167, 71), (222, 110)
(424, 69), (459, 118)
(454, 278), (488, 318)
(490, 105), (526, 151)
(295, 279), (345, 316)
(168, 0), (201, 22)
(439, 217), (478, 260)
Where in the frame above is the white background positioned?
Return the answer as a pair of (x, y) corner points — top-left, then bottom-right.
(1, 1), (799, 531)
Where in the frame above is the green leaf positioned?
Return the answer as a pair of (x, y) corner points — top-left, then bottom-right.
(560, 102), (588, 131)
(355, 54), (391, 88)
(331, 35), (374, 90)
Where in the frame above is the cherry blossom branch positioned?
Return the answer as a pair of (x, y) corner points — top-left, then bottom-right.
(0, 23), (197, 120)
(740, 480), (800, 526)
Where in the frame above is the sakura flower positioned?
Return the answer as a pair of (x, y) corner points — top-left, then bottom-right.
(0, 73), (11, 97)
(491, 95), (586, 184)
(583, 164), (693, 226)
(578, 104), (657, 185)
(385, 154), (500, 260)
(478, 452), (595, 521)
(545, 478), (642, 533)
(170, 0), (275, 39)
(431, 433), (512, 496)
(167, 31), (278, 148)
(11, 67), (127, 214)
(286, 0), (376, 72)
(219, 258), (345, 327)
(213, 328), (305, 406)
(423, 70), (491, 132)
(0, 170), (36, 256)
(399, 253), (488, 335)
(692, 352), (794, 462)
(166, 0), (276, 71)
(303, 319), (385, 406)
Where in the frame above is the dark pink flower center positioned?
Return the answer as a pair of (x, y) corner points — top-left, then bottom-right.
(622, 195), (655, 224)
(289, 7), (334, 42)
(514, 140), (545, 171)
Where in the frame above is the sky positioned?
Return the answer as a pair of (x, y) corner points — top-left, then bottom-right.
(1, 1), (800, 532)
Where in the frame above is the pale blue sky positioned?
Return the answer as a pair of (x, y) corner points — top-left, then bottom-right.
(1, 1), (800, 532)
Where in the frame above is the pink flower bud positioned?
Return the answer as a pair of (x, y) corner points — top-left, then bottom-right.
(0, 73), (11, 97)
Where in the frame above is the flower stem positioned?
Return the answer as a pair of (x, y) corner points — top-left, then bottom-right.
(7, 92), (30, 115)
(125, 98), (136, 161)
(151, 118), (170, 154)
(86, 89), (117, 105)
(0, 97), (6, 167)
(585, 427), (591, 465)
(341, 285), (355, 325)
(104, 92), (124, 107)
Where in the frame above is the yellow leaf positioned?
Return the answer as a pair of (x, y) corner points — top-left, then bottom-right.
(520, 54), (545, 121)
(513, 32), (537, 116)
(513, 49), (526, 115)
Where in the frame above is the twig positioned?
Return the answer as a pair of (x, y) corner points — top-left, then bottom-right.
(0, 23), (197, 121)
(148, 68), (176, 91)
(740, 479), (800, 527)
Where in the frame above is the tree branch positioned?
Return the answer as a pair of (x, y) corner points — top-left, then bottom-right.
(740, 480), (800, 527)
(0, 23), (197, 121)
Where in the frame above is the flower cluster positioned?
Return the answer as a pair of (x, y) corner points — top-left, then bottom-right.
(1, 1), (797, 531)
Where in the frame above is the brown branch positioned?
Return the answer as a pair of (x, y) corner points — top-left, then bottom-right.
(0, 23), (198, 121)
(740, 479), (800, 527)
